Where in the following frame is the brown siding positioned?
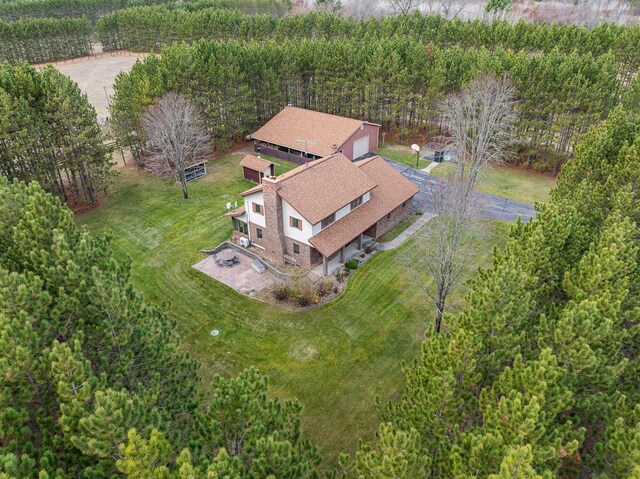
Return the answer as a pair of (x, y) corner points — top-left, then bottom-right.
(254, 142), (318, 165)
(231, 229), (248, 243)
(340, 123), (380, 160)
(282, 237), (322, 269)
(249, 222), (265, 248)
(374, 198), (414, 238)
(243, 166), (261, 183)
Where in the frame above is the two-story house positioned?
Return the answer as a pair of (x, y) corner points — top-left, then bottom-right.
(226, 153), (419, 276)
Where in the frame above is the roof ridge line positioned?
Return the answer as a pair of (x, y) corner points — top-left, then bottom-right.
(275, 154), (337, 183)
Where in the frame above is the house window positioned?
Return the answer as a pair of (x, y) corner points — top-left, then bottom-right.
(321, 213), (336, 229)
(289, 216), (302, 230)
(386, 213), (391, 219)
(256, 228), (263, 239)
(350, 196), (363, 210)
(293, 243), (300, 254)
(402, 201), (407, 208)
(232, 218), (248, 235)
(252, 203), (263, 215)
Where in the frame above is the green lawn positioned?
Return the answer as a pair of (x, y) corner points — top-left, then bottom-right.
(377, 213), (421, 243)
(78, 150), (510, 468)
(429, 161), (556, 205)
(375, 143), (431, 169)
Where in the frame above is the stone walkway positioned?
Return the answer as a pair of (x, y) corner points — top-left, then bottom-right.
(376, 212), (437, 251)
(422, 161), (439, 174)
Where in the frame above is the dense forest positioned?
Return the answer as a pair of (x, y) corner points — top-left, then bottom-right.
(0, 0), (289, 63)
(0, 17), (93, 64)
(0, 63), (112, 204)
(110, 36), (621, 172)
(1, 105), (638, 477)
(0, 0), (289, 22)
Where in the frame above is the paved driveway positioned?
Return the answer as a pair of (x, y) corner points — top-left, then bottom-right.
(385, 159), (537, 223)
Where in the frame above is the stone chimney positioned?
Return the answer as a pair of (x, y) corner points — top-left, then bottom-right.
(261, 177), (286, 265)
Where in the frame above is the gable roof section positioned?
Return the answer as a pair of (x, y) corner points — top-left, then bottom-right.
(240, 154), (273, 172)
(355, 155), (420, 210)
(252, 106), (369, 157)
(275, 153), (377, 225)
(309, 156), (419, 257)
(239, 184), (263, 197)
(224, 205), (246, 217)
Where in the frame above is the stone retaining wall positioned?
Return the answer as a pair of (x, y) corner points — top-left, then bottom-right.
(201, 242), (306, 281)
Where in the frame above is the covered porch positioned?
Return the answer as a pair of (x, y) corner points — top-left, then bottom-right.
(310, 233), (374, 277)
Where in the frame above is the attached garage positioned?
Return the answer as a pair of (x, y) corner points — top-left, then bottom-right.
(352, 135), (370, 160)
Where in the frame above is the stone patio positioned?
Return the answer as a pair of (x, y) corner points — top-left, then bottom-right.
(193, 251), (277, 293)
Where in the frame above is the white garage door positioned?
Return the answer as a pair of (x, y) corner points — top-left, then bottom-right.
(352, 135), (370, 159)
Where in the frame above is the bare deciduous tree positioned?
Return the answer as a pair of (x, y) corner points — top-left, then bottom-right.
(443, 74), (516, 206)
(141, 92), (212, 200)
(413, 74), (516, 333)
(388, 0), (469, 17)
(388, 0), (425, 14)
(342, 0), (381, 19)
(314, 0), (343, 13)
(412, 177), (481, 333)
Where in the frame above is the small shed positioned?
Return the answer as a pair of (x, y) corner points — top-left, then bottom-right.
(240, 154), (274, 183)
(184, 161), (207, 182)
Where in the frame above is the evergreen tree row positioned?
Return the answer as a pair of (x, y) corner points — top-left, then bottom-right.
(0, 0), (289, 23)
(96, 10), (640, 83)
(0, 17), (92, 64)
(0, 0), (169, 23)
(0, 63), (113, 204)
(110, 38), (620, 171)
(337, 107), (640, 478)
(0, 177), (320, 479)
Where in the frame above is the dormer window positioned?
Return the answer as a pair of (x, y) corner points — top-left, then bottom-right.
(321, 213), (336, 230)
(350, 195), (363, 210)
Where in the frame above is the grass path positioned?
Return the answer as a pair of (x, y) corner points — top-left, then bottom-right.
(78, 150), (510, 467)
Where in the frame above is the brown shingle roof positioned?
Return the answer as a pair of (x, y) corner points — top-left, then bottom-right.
(239, 184), (263, 197)
(240, 154), (273, 172)
(276, 153), (377, 225)
(224, 205), (245, 217)
(252, 106), (367, 157)
(309, 156), (419, 257)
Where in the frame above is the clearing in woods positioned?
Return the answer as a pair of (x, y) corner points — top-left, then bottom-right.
(39, 51), (148, 116)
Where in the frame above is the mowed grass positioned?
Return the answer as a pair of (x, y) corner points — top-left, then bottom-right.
(78, 149), (510, 468)
(429, 161), (556, 204)
(377, 213), (421, 243)
(375, 143), (431, 169)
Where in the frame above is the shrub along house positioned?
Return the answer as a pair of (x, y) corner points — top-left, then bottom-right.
(226, 153), (419, 276)
(251, 106), (380, 164)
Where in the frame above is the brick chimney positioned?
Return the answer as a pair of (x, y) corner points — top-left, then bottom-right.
(261, 177), (286, 265)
